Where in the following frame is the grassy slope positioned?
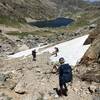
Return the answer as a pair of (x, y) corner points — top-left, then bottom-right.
(0, 16), (26, 28)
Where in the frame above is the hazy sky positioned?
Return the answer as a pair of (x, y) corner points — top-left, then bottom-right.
(89, 0), (100, 2)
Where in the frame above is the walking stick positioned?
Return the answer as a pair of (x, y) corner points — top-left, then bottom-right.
(46, 64), (58, 82)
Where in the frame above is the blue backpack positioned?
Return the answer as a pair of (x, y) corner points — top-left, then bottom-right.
(59, 64), (72, 83)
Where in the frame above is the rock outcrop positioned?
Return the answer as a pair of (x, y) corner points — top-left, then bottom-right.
(77, 22), (100, 83)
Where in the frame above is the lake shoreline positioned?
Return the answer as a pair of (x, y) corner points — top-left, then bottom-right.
(29, 17), (74, 28)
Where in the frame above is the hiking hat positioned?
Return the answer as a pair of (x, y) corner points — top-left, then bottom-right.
(59, 57), (65, 63)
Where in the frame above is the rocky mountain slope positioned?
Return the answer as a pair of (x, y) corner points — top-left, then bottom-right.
(0, 0), (56, 20)
(0, 22), (99, 100)
(75, 20), (100, 84)
(0, 0), (90, 21)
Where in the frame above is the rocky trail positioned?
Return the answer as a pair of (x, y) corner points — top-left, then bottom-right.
(0, 0), (100, 99)
(0, 52), (99, 100)
(0, 24), (99, 100)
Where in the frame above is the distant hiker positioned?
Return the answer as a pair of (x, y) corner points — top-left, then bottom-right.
(58, 57), (72, 96)
(32, 49), (36, 61)
(54, 47), (59, 57)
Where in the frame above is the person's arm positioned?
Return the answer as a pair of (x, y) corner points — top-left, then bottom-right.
(53, 64), (57, 71)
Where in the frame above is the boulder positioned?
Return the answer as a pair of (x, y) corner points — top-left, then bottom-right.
(95, 88), (100, 94)
(0, 73), (9, 85)
(80, 32), (100, 64)
(5, 80), (17, 90)
(17, 44), (29, 52)
(88, 85), (97, 93)
(14, 81), (26, 94)
(0, 73), (6, 82)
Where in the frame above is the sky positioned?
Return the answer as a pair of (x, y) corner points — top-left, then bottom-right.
(88, 0), (100, 2)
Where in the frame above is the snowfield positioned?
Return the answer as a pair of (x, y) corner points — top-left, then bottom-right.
(8, 35), (90, 66)
(8, 45), (48, 58)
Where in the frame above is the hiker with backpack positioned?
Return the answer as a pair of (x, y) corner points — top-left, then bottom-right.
(32, 49), (36, 61)
(58, 57), (72, 96)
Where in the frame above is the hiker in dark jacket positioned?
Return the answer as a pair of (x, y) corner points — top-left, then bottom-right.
(32, 49), (36, 61)
(58, 57), (72, 96)
(54, 47), (59, 57)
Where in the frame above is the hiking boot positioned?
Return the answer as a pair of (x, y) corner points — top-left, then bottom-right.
(53, 88), (63, 97)
(62, 89), (68, 96)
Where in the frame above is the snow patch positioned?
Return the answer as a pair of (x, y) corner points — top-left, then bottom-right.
(40, 35), (90, 66)
(8, 45), (48, 58)
(8, 35), (90, 66)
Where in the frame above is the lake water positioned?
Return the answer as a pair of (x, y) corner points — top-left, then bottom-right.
(29, 17), (74, 28)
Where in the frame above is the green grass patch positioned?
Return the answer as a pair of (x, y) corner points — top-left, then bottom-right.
(66, 11), (99, 31)
(0, 34), (8, 41)
(6, 30), (56, 38)
(67, 19), (89, 32)
(0, 16), (25, 27)
(66, 10), (100, 30)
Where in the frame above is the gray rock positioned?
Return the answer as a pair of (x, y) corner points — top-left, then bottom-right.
(17, 44), (29, 52)
(0, 73), (6, 82)
(0, 73), (9, 85)
(93, 95), (100, 100)
(14, 81), (26, 94)
(0, 92), (12, 100)
(88, 85), (97, 93)
(5, 80), (17, 90)
(35, 68), (41, 73)
(95, 88), (100, 94)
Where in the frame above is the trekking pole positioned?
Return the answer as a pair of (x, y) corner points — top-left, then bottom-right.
(46, 68), (54, 82)
(47, 64), (58, 82)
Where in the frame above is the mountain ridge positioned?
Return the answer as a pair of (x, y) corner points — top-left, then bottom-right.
(0, 0), (91, 21)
